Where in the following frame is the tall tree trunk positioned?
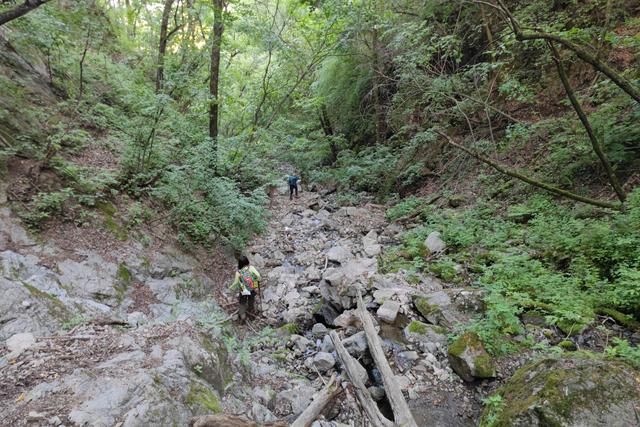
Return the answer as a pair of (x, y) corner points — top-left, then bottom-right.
(78, 30), (91, 101)
(208, 0), (224, 166)
(371, 27), (386, 144)
(124, 0), (134, 38)
(156, 0), (175, 92)
(0, 0), (52, 26)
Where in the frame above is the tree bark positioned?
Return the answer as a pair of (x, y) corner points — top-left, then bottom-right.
(329, 330), (394, 427)
(436, 130), (622, 210)
(156, 0), (175, 92)
(548, 41), (626, 202)
(208, 0), (224, 166)
(356, 292), (419, 427)
(78, 30), (91, 101)
(124, 0), (134, 38)
(0, 0), (51, 26)
(371, 27), (386, 144)
(290, 374), (341, 427)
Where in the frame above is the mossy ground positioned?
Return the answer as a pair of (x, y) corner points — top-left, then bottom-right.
(186, 382), (221, 413)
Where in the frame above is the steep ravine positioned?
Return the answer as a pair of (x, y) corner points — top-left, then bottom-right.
(2, 179), (639, 427)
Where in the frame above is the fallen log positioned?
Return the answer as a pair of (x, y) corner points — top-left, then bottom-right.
(357, 292), (418, 427)
(329, 330), (394, 427)
(291, 374), (341, 427)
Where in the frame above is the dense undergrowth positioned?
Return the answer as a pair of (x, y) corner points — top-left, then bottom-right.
(0, 1), (275, 249)
(381, 190), (640, 358)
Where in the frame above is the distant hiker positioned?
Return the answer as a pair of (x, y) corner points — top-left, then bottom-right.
(287, 174), (300, 200)
(229, 255), (261, 321)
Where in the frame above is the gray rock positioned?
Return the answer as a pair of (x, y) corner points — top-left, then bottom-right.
(424, 231), (446, 253)
(57, 255), (119, 301)
(5, 332), (35, 358)
(412, 291), (467, 329)
(252, 386), (276, 410)
(343, 331), (368, 358)
(376, 300), (400, 323)
(362, 230), (381, 257)
(368, 386), (385, 401)
(311, 323), (328, 337)
(326, 246), (353, 264)
(251, 402), (277, 423)
(276, 385), (316, 416)
(333, 310), (361, 329)
(311, 352), (335, 372)
(398, 351), (419, 362)
(291, 335), (312, 353)
(403, 321), (448, 353)
(320, 335), (335, 353)
(447, 332), (495, 382)
(126, 311), (147, 327)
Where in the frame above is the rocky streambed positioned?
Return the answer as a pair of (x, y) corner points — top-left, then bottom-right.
(1, 182), (639, 427)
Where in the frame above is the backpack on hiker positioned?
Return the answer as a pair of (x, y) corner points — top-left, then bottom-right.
(238, 267), (257, 296)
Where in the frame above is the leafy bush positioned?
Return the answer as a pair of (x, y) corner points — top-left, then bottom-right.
(605, 338), (640, 369)
(384, 189), (640, 354)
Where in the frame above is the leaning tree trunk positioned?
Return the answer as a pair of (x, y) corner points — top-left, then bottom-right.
(156, 0), (175, 92)
(436, 130), (621, 210)
(0, 0), (52, 26)
(548, 41), (626, 202)
(208, 0), (224, 168)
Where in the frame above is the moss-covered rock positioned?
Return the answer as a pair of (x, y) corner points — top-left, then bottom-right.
(412, 293), (448, 327)
(403, 320), (448, 351)
(447, 332), (496, 382)
(479, 355), (640, 426)
(448, 195), (465, 208)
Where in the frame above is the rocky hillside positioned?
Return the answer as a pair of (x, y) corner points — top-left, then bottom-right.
(3, 178), (639, 426)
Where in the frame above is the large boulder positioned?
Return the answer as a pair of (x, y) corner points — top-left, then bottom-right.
(480, 356), (640, 426)
(447, 332), (495, 382)
(320, 257), (377, 310)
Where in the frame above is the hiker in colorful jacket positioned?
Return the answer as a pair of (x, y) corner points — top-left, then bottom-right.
(229, 255), (261, 320)
(287, 175), (300, 200)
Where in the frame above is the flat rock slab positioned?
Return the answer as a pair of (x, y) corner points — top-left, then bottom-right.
(377, 300), (400, 323)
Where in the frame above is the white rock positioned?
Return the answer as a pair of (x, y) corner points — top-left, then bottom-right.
(376, 300), (400, 323)
(424, 231), (446, 253)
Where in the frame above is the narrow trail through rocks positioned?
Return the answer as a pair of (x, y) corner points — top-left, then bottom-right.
(0, 178), (496, 427)
(214, 184), (491, 426)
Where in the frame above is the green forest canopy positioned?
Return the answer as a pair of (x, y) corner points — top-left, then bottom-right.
(1, 0), (639, 357)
